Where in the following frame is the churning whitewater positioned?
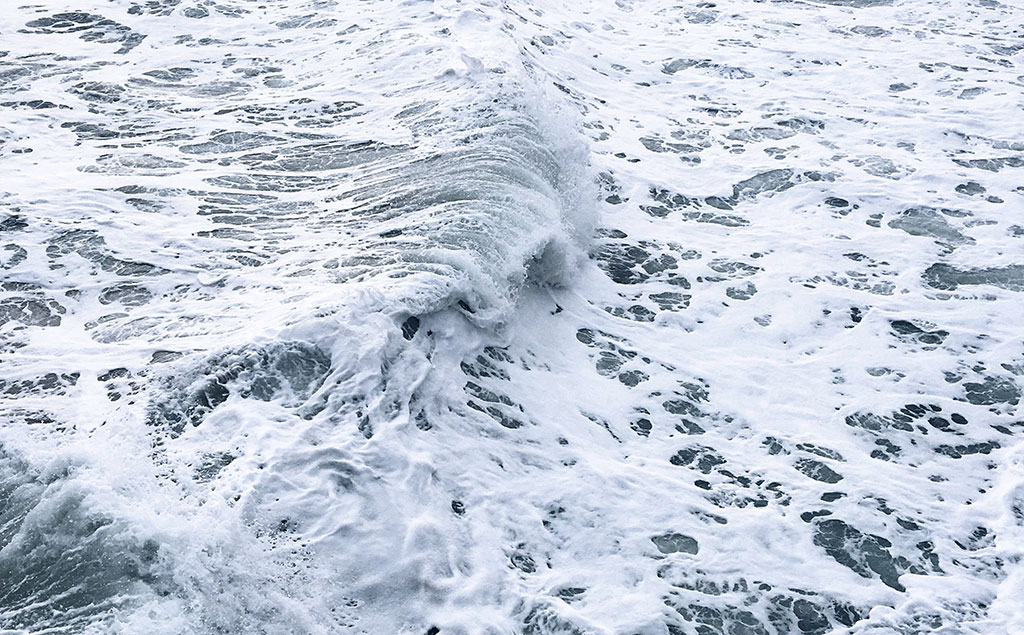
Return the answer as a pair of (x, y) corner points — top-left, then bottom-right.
(2, 0), (1024, 633)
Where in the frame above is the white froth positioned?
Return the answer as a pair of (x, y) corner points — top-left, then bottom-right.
(1, 0), (1023, 633)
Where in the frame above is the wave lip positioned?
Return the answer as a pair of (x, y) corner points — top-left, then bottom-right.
(325, 73), (594, 325)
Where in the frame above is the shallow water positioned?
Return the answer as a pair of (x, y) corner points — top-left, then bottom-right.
(2, 0), (1023, 633)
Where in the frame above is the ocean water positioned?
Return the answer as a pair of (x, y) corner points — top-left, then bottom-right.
(1, 0), (1023, 633)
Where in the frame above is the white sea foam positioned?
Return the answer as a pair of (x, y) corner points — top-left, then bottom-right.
(2, 0), (1023, 633)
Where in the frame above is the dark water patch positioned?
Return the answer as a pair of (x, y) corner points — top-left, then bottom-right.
(97, 367), (142, 403)
(0, 372), (79, 398)
(651, 532), (699, 554)
(956, 182), (986, 197)
(140, 67), (197, 83)
(510, 548), (536, 573)
(641, 187), (750, 226)
(726, 281), (757, 300)
(593, 240), (695, 287)
(796, 443), (844, 461)
(888, 206), (972, 248)
(794, 458), (844, 483)
(962, 376), (1020, 406)
(127, 0), (183, 17)
(683, 210), (748, 226)
(124, 197), (166, 213)
(22, 12), (146, 54)
(659, 569), (867, 634)
(0, 296), (65, 327)
(460, 347), (512, 381)
(841, 402), (1000, 461)
(604, 304), (656, 323)
(771, 116), (825, 133)
(60, 121), (125, 141)
(732, 168), (796, 199)
(671, 602), (769, 635)
(0, 65), (33, 88)
(662, 393), (709, 432)
(148, 341), (331, 434)
(674, 169), (834, 215)
(196, 227), (259, 240)
(465, 380), (525, 429)
(521, 605), (588, 635)
(707, 258), (761, 280)
(149, 350), (184, 364)
(0, 241), (30, 268)
(848, 403), (939, 432)
(97, 280), (152, 307)
(0, 99), (67, 110)
(923, 263), (1024, 292)
(934, 441), (1000, 459)
(400, 316), (420, 340)
(575, 328), (656, 388)
(813, 518), (911, 591)
(889, 319), (948, 346)
(0, 215), (28, 232)
(47, 230), (168, 277)
(797, 268), (896, 296)
(596, 171), (625, 205)
(649, 291), (690, 310)
(554, 586), (585, 604)
(593, 243), (652, 284)
(69, 81), (125, 103)
(641, 190), (696, 217)
(763, 436), (788, 455)
(639, 135), (702, 154)
(670, 445), (725, 473)
(630, 415), (653, 437)
(952, 156), (1024, 172)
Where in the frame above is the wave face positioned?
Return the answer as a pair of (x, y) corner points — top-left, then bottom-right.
(4, 0), (1024, 633)
(1, 1), (593, 632)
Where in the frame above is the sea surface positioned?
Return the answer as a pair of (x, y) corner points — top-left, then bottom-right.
(1, 0), (1023, 633)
